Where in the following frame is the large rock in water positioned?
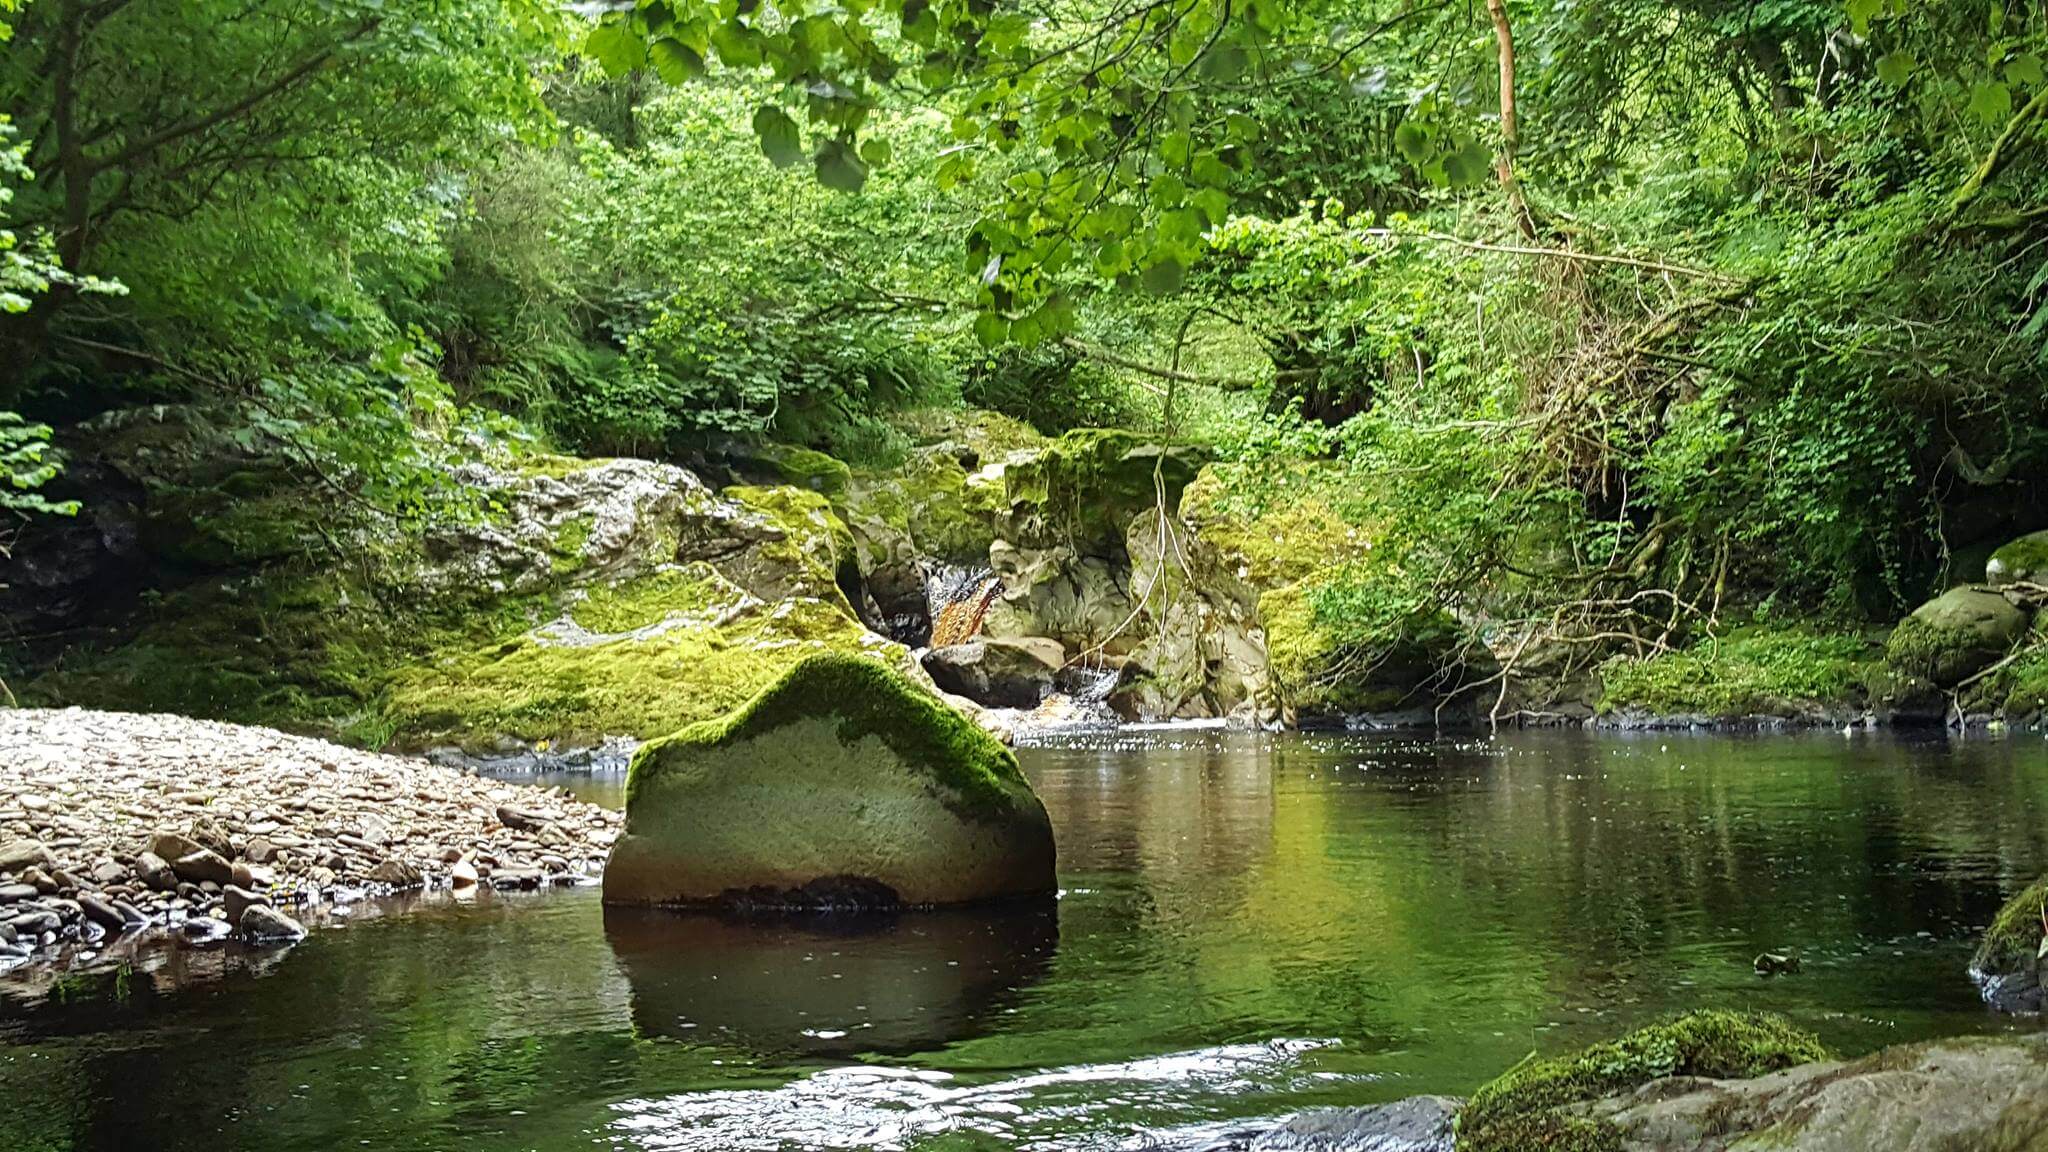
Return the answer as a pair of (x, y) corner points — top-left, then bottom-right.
(1883, 584), (2030, 687)
(1970, 875), (2048, 1013)
(922, 637), (1065, 708)
(603, 654), (1056, 909)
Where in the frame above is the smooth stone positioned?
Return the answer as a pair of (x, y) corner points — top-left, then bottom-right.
(146, 831), (205, 865)
(0, 884), (36, 904)
(170, 847), (233, 886)
(449, 859), (479, 889)
(243, 837), (280, 864)
(366, 859), (423, 889)
(496, 805), (552, 831)
(221, 885), (264, 925)
(921, 637), (1066, 709)
(77, 895), (127, 932)
(236, 904), (307, 944)
(8, 910), (60, 936)
(134, 851), (177, 891)
(0, 840), (55, 874)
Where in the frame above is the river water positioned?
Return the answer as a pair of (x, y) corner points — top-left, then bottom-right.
(4, 729), (2048, 1150)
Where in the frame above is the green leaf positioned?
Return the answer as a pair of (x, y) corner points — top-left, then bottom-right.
(1444, 139), (1492, 187)
(1875, 51), (1915, 87)
(1970, 80), (2013, 125)
(2008, 53), (2045, 88)
(709, 22), (762, 67)
(752, 105), (804, 169)
(858, 138), (892, 167)
(815, 137), (868, 192)
(973, 311), (1010, 347)
(1142, 257), (1186, 295)
(1845, 0), (1882, 35)
(585, 22), (646, 78)
(1394, 121), (1431, 164)
(648, 38), (704, 84)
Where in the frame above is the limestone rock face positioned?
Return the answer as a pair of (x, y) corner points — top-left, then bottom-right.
(604, 654), (1056, 910)
(1884, 585), (2031, 686)
(922, 637), (1066, 708)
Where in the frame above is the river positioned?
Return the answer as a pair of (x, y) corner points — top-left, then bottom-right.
(4, 729), (2046, 1150)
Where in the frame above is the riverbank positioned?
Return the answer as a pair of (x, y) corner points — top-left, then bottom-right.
(0, 709), (621, 981)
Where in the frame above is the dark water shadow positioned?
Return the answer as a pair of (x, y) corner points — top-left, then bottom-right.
(603, 902), (1058, 1057)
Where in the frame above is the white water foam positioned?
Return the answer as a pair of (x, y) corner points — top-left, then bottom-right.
(609, 1039), (1354, 1151)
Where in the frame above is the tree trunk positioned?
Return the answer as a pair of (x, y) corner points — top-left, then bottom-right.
(1484, 0), (1536, 238)
(50, 0), (94, 269)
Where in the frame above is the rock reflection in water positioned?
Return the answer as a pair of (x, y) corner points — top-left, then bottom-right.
(603, 902), (1058, 1055)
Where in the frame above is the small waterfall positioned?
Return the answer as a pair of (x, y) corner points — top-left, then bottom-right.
(925, 565), (1002, 648)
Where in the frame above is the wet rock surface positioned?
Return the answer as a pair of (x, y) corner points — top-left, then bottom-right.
(1187, 1096), (1461, 1151)
(0, 708), (622, 979)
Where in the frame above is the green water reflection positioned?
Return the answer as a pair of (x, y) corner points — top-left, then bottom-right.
(4, 730), (2048, 1150)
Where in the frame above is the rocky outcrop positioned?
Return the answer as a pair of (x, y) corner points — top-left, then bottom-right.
(603, 654), (1056, 910)
(922, 637), (1065, 709)
(1970, 875), (2047, 1013)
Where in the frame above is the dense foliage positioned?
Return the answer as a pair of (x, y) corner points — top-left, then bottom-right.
(1, 0), (2045, 710)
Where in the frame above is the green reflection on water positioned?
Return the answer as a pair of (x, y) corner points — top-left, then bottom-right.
(4, 730), (2048, 1151)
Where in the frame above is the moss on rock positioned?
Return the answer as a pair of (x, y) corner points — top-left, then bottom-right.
(996, 429), (1207, 552)
(1972, 877), (2048, 978)
(1885, 586), (2031, 687)
(1595, 627), (1879, 718)
(1458, 1011), (1828, 1152)
(1987, 530), (2048, 587)
(383, 579), (904, 749)
(607, 653), (1055, 909)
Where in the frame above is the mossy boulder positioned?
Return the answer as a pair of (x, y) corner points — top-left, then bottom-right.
(993, 429), (1207, 554)
(1987, 529), (2048, 587)
(1884, 585), (2031, 687)
(604, 654), (1056, 910)
(1458, 1011), (1827, 1152)
(1971, 876), (2048, 1013)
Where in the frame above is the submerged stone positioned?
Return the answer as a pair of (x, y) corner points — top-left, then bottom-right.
(603, 653), (1056, 910)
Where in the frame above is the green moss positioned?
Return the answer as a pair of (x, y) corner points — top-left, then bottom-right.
(567, 563), (729, 633)
(1458, 1011), (1828, 1152)
(1972, 877), (2048, 976)
(1263, 582), (1408, 715)
(892, 407), (1045, 456)
(513, 452), (612, 480)
(758, 445), (853, 499)
(1180, 462), (1374, 586)
(1596, 628), (1879, 717)
(997, 429), (1207, 551)
(1988, 531), (2048, 585)
(550, 516), (594, 574)
(721, 484), (862, 610)
(1989, 648), (2048, 721)
(627, 652), (1027, 820)
(1885, 614), (1994, 685)
(383, 590), (894, 749)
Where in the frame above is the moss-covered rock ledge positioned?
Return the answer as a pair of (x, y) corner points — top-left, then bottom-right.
(1217, 1012), (2048, 1151)
(603, 654), (1056, 910)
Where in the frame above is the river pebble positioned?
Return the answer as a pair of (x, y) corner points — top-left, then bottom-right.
(0, 708), (623, 979)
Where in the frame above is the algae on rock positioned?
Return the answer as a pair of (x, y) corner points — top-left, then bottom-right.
(605, 653), (1056, 909)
